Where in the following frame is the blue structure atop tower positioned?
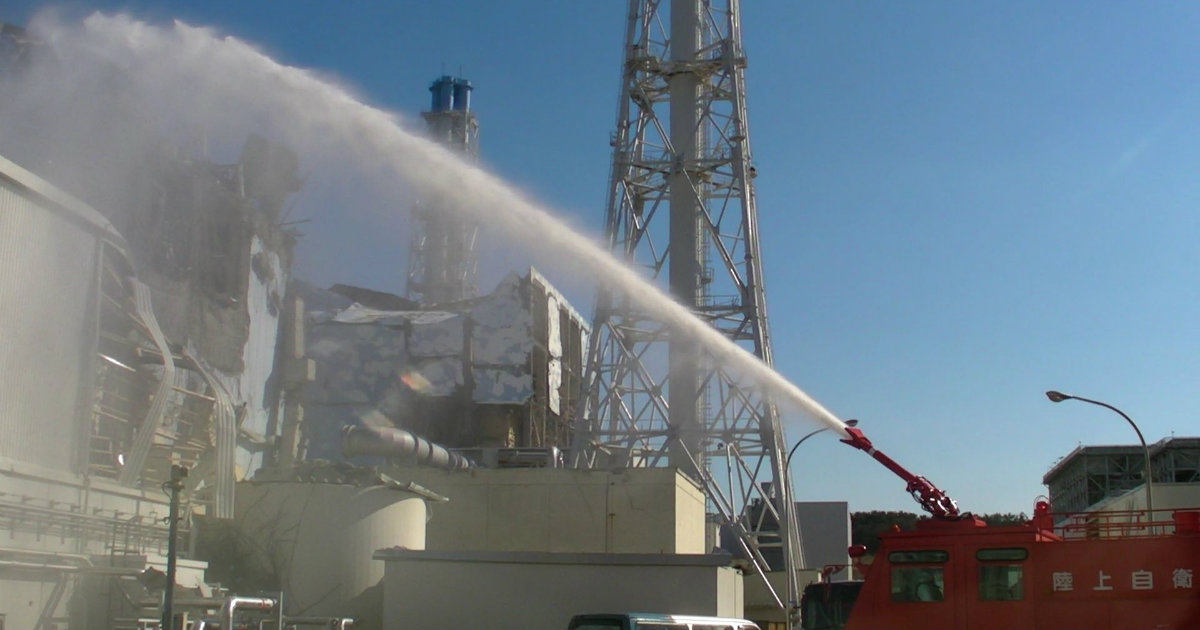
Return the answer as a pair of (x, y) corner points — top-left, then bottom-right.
(429, 76), (472, 113)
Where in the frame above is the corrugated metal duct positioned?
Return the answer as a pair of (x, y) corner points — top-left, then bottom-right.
(117, 280), (176, 486)
(187, 349), (238, 519)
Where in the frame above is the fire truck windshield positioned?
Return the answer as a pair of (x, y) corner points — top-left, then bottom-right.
(800, 582), (862, 630)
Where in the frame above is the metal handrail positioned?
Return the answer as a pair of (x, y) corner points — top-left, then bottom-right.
(1048, 506), (1199, 539)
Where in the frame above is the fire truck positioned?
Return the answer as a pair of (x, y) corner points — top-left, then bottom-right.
(801, 427), (1200, 630)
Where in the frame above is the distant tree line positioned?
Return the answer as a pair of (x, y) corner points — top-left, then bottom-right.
(851, 511), (1030, 554)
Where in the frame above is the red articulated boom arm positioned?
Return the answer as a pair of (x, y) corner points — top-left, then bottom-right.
(840, 426), (961, 520)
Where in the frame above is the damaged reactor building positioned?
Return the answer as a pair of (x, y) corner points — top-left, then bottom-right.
(0, 33), (606, 628)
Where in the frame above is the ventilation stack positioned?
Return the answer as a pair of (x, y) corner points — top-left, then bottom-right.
(405, 75), (481, 305)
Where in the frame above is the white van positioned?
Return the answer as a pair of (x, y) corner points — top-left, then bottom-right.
(568, 612), (760, 630)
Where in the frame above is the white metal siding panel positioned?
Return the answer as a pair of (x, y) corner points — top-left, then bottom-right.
(0, 181), (95, 472)
(546, 296), (562, 413)
(231, 237), (287, 477)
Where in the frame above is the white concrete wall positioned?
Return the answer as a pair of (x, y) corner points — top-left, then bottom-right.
(0, 459), (175, 629)
(796, 501), (851, 579)
(1096, 482), (1200, 513)
(386, 467), (706, 554)
(1083, 482), (1200, 536)
(376, 550), (742, 630)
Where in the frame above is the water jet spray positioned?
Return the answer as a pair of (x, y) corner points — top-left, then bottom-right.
(47, 13), (853, 438)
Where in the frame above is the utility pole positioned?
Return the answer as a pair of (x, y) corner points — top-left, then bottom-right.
(573, 1), (803, 623)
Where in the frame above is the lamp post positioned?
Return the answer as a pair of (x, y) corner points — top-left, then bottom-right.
(161, 464), (188, 630)
(1045, 391), (1153, 521)
(782, 419), (857, 594)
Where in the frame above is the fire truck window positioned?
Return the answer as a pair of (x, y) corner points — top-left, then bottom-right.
(978, 564), (1024, 601)
(976, 547), (1028, 561)
(891, 567), (944, 602)
(888, 550), (949, 564)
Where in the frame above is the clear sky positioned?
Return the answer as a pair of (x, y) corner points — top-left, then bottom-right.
(6, 1), (1200, 516)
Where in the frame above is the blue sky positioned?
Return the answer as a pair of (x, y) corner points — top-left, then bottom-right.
(6, 2), (1200, 516)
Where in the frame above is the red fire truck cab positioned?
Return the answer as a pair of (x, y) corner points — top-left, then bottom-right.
(802, 505), (1200, 630)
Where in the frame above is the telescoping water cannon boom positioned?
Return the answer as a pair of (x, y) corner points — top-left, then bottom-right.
(840, 426), (961, 520)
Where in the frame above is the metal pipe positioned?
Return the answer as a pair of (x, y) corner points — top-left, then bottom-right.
(0, 559), (84, 572)
(186, 349), (237, 519)
(119, 280), (176, 486)
(286, 617), (357, 629)
(0, 500), (171, 543)
(0, 546), (93, 566)
(342, 426), (474, 471)
(0, 559), (144, 580)
(221, 596), (277, 630)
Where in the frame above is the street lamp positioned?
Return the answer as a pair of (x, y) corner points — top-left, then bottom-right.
(786, 419), (858, 473)
(1045, 390), (1153, 521)
(780, 418), (857, 612)
(161, 464), (188, 630)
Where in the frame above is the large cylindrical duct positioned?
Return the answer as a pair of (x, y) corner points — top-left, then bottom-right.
(342, 426), (473, 471)
(234, 479), (429, 629)
(451, 78), (472, 112)
(429, 76), (454, 112)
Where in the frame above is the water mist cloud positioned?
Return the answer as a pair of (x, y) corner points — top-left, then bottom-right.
(13, 12), (850, 436)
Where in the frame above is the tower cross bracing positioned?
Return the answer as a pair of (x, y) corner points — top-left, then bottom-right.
(573, 0), (803, 619)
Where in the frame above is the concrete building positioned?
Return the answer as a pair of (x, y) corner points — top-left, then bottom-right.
(345, 466), (728, 629)
(724, 499), (849, 628)
(377, 467), (706, 554)
(0, 27), (837, 627)
(796, 502), (852, 580)
(720, 498), (851, 574)
(1043, 437), (1200, 539)
(0, 154), (215, 628)
(1044, 437), (1200, 514)
(0, 126), (299, 627)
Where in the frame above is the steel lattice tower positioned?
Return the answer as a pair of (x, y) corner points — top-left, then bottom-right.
(406, 76), (480, 305)
(573, 0), (803, 619)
